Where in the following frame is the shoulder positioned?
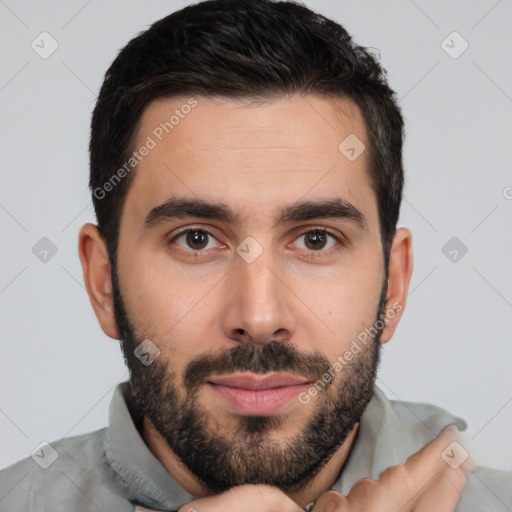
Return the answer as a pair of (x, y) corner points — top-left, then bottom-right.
(361, 387), (469, 463)
(457, 466), (512, 511)
(380, 388), (469, 434)
(370, 389), (512, 510)
(0, 428), (132, 512)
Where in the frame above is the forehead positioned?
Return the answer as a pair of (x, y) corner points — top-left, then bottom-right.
(122, 94), (376, 232)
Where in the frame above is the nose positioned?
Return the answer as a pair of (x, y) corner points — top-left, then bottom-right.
(221, 244), (296, 346)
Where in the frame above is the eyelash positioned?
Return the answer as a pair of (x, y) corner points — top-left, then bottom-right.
(167, 225), (345, 259)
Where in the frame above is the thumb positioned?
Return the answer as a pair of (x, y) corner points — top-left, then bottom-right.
(310, 490), (348, 512)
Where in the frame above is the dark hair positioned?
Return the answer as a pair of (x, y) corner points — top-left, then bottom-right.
(89, 0), (404, 273)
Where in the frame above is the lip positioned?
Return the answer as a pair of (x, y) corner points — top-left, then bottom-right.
(208, 372), (310, 389)
(206, 372), (310, 416)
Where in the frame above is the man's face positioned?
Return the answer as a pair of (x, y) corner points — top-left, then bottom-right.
(112, 95), (387, 492)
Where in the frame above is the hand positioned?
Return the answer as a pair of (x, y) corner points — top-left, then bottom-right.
(176, 483), (306, 512)
(172, 426), (471, 512)
(311, 425), (473, 512)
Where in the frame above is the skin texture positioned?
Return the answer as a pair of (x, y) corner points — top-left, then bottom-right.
(78, 94), (414, 508)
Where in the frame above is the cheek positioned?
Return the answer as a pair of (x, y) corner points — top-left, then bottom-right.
(120, 253), (223, 360)
(300, 269), (382, 361)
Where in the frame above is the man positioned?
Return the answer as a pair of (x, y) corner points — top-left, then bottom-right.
(0, 0), (510, 511)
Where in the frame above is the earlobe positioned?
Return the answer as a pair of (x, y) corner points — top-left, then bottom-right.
(78, 223), (119, 340)
(379, 227), (413, 344)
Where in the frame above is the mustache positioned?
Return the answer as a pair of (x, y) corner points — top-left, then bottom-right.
(183, 340), (332, 389)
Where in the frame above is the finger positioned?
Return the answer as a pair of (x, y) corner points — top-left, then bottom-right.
(199, 483), (306, 512)
(372, 426), (466, 510)
(310, 490), (348, 512)
(403, 425), (459, 474)
(309, 427), (471, 512)
(413, 465), (467, 512)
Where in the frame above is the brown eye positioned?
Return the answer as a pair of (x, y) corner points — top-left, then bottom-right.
(295, 229), (338, 252)
(172, 229), (217, 251)
(303, 231), (328, 250)
(187, 230), (208, 250)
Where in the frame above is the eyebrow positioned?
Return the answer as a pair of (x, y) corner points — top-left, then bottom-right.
(143, 196), (368, 231)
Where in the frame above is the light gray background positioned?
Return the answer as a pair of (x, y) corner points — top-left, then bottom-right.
(1, 0), (511, 472)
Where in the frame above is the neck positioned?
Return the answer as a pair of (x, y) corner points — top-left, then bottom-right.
(141, 416), (359, 508)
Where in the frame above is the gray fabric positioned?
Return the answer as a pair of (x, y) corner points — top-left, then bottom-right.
(1, 381), (510, 511)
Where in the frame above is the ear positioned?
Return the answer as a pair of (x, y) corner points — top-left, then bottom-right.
(78, 223), (119, 340)
(380, 227), (413, 344)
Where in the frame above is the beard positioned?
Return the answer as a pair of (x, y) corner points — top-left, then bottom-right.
(111, 260), (387, 495)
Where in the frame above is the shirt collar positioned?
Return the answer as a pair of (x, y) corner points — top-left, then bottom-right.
(331, 384), (467, 495)
(104, 380), (195, 511)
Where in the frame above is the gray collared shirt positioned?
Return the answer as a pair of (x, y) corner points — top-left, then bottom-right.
(1, 381), (511, 511)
